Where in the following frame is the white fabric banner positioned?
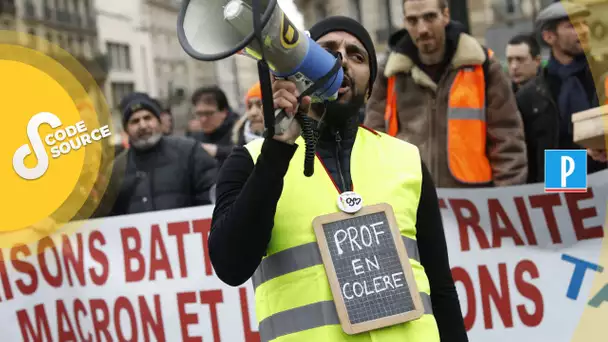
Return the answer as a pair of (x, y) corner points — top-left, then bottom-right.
(440, 170), (608, 341)
(1, 171), (607, 342)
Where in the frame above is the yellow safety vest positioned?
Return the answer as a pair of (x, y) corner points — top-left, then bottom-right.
(244, 127), (440, 342)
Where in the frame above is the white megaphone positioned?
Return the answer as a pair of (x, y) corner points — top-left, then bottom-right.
(176, 0), (344, 105)
(177, 0), (345, 178)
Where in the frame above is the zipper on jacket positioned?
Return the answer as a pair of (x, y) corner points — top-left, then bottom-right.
(334, 131), (347, 192)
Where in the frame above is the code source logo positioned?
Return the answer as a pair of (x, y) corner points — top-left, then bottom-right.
(544, 150), (588, 193)
(12, 112), (111, 180)
(0, 30), (115, 248)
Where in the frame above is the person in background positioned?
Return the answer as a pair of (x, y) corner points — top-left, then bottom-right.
(364, 0), (527, 188)
(232, 82), (264, 146)
(186, 117), (203, 137)
(152, 98), (174, 136)
(97, 92), (217, 217)
(516, 1), (607, 183)
(210, 15), (467, 342)
(190, 86), (239, 167)
(506, 33), (542, 92)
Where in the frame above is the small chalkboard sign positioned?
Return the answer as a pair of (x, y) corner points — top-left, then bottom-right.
(312, 203), (424, 335)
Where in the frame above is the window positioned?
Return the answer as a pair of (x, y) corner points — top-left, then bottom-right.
(25, 1), (35, 17)
(111, 82), (135, 109)
(124, 45), (131, 70)
(106, 42), (131, 71)
(72, 0), (81, 25)
(506, 0), (516, 13)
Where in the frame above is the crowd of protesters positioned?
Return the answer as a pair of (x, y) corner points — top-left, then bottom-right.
(92, 0), (607, 218)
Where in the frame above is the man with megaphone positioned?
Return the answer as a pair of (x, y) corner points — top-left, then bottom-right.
(208, 15), (468, 342)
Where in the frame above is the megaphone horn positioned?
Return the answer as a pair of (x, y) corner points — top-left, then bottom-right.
(177, 0), (344, 103)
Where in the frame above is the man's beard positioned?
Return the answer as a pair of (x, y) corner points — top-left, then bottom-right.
(561, 40), (587, 58)
(130, 132), (163, 150)
(312, 91), (366, 128)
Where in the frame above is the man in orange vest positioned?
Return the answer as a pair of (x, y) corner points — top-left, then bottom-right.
(364, 0), (527, 188)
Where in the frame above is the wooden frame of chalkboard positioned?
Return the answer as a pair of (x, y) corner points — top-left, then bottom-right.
(312, 202), (424, 335)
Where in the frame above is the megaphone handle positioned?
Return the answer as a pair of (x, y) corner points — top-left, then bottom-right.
(273, 108), (295, 135)
(268, 107), (315, 177)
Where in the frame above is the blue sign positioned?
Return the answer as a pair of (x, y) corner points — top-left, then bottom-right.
(544, 150), (587, 193)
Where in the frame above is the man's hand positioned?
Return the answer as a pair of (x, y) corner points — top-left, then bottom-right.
(272, 79), (311, 145)
(202, 143), (218, 157)
(588, 149), (608, 162)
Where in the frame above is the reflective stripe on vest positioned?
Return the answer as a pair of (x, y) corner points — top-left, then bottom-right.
(258, 294), (434, 342)
(384, 55), (492, 184)
(252, 236), (420, 290)
(245, 128), (440, 342)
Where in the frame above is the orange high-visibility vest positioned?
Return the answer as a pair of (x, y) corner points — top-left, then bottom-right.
(385, 49), (494, 184)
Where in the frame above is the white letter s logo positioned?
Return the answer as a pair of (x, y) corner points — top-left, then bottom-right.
(13, 112), (62, 180)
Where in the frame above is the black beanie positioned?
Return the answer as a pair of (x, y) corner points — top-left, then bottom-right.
(119, 92), (162, 125)
(308, 16), (378, 96)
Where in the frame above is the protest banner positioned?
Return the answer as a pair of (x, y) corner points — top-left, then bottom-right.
(0, 170), (606, 342)
(440, 170), (608, 341)
(0, 206), (259, 342)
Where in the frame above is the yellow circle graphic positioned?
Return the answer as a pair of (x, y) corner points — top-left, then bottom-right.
(0, 30), (116, 248)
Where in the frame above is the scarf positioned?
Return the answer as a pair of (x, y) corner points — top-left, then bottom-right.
(546, 54), (596, 136)
(243, 120), (263, 144)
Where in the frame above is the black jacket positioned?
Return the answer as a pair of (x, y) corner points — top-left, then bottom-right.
(98, 136), (217, 217)
(516, 62), (608, 183)
(209, 115), (468, 341)
(191, 111), (240, 167)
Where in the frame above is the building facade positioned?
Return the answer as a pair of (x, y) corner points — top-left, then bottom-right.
(95, 0), (157, 135)
(294, 0), (406, 59)
(137, 0), (258, 133)
(293, 0), (561, 61)
(3, 0), (108, 88)
(1, 0), (259, 137)
(1, 0), (110, 137)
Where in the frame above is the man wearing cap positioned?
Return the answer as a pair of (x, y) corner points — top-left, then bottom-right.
(210, 16), (467, 342)
(364, 0), (527, 188)
(98, 92), (218, 216)
(516, 1), (608, 183)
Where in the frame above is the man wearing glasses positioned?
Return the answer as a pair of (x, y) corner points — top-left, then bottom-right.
(190, 86), (240, 167)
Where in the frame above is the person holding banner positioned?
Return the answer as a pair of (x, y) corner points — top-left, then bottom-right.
(210, 16), (467, 342)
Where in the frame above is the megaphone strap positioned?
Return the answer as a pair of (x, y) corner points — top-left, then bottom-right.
(294, 52), (341, 178)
